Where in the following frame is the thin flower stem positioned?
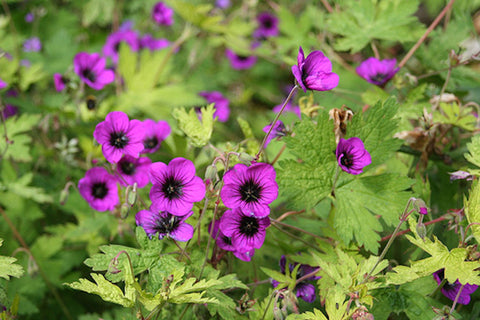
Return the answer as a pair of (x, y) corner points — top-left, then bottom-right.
(270, 218), (328, 241)
(450, 283), (465, 313)
(270, 222), (324, 253)
(276, 209), (305, 222)
(261, 290), (277, 320)
(380, 215), (447, 242)
(271, 144), (287, 165)
(370, 41), (380, 60)
(295, 267), (320, 286)
(319, 0), (334, 13)
(172, 239), (191, 262)
(255, 85), (298, 160)
(433, 65), (453, 110)
(331, 166), (340, 196)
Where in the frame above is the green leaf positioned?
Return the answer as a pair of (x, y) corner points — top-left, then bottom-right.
(286, 308), (328, 320)
(0, 114), (41, 162)
(173, 104), (215, 147)
(237, 117), (260, 156)
(465, 180), (480, 244)
(260, 267), (291, 289)
(82, 0), (114, 26)
(434, 102), (477, 131)
(18, 63), (47, 91)
(465, 134), (480, 168)
(4, 172), (53, 203)
(0, 239), (24, 280)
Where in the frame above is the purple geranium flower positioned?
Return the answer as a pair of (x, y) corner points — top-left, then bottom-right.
(1, 105), (18, 120)
(25, 12), (34, 23)
(53, 73), (67, 92)
(199, 91), (230, 122)
(23, 37), (41, 52)
(73, 52), (115, 90)
(254, 12), (279, 39)
(116, 155), (152, 188)
(93, 111), (146, 163)
(272, 255), (320, 303)
(0, 78), (7, 90)
(136, 209), (193, 241)
(216, 0), (231, 9)
(221, 162), (278, 217)
(336, 137), (372, 175)
(356, 57), (399, 86)
(152, 2), (174, 26)
(78, 167), (119, 212)
(139, 34), (170, 51)
(273, 101), (301, 118)
(433, 269), (478, 305)
(262, 121), (287, 147)
(209, 220), (255, 261)
(291, 46), (339, 92)
(103, 30), (139, 63)
(141, 119), (171, 154)
(219, 207), (270, 253)
(149, 157), (206, 216)
(449, 170), (474, 182)
(225, 49), (257, 70)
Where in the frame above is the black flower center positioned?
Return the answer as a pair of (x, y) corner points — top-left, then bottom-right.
(237, 55), (249, 61)
(239, 216), (259, 237)
(222, 235), (232, 246)
(371, 73), (387, 84)
(239, 179), (261, 203)
(153, 213), (180, 234)
(91, 182), (108, 199)
(119, 160), (136, 175)
(86, 96), (96, 110)
(144, 137), (159, 150)
(162, 176), (184, 200)
(263, 19), (273, 29)
(114, 42), (121, 53)
(81, 68), (96, 82)
(340, 153), (353, 167)
(109, 132), (129, 149)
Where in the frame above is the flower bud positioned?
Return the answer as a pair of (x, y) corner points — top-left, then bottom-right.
(120, 203), (130, 219)
(413, 198), (428, 215)
(126, 184), (137, 206)
(205, 164), (218, 182)
(416, 222), (427, 240)
(238, 152), (255, 165)
(59, 188), (69, 205)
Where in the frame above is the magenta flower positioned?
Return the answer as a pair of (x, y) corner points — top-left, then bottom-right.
(225, 49), (257, 70)
(356, 57), (399, 86)
(336, 137), (371, 175)
(152, 2), (174, 26)
(216, 0), (231, 9)
(136, 209), (193, 241)
(291, 46), (339, 92)
(262, 121), (286, 147)
(2, 105), (18, 120)
(23, 37), (41, 52)
(93, 111), (146, 163)
(141, 119), (171, 154)
(209, 220), (255, 261)
(53, 73), (67, 92)
(199, 91), (230, 122)
(103, 30), (139, 63)
(0, 78), (7, 90)
(219, 207), (270, 253)
(273, 101), (301, 118)
(78, 167), (119, 212)
(149, 157), (205, 216)
(73, 52), (115, 90)
(433, 269), (478, 305)
(25, 12), (34, 23)
(116, 155), (152, 188)
(139, 34), (170, 51)
(254, 12), (279, 39)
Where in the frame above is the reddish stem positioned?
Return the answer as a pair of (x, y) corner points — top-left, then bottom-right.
(380, 215), (447, 242)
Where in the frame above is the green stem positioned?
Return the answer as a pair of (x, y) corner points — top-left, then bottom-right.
(331, 166), (340, 196)
(261, 290), (277, 320)
(270, 222), (323, 253)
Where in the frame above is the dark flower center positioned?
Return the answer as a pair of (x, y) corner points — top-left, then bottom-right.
(222, 235), (232, 246)
(239, 179), (262, 203)
(239, 216), (259, 237)
(263, 18), (273, 29)
(162, 176), (184, 200)
(109, 132), (129, 149)
(81, 68), (96, 83)
(340, 153), (354, 167)
(114, 42), (121, 53)
(437, 269), (456, 291)
(153, 213), (180, 234)
(144, 136), (159, 150)
(119, 160), (136, 175)
(371, 73), (387, 84)
(86, 96), (96, 110)
(237, 55), (249, 61)
(91, 182), (108, 199)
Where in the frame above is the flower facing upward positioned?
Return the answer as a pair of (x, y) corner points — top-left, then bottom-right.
(225, 49), (257, 70)
(356, 57), (399, 86)
(141, 119), (171, 154)
(53, 73), (67, 92)
(78, 167), (119, 211)
(254, 12), (279, 39)
(209, 220), (255, 261)
(116, 155), (152, 188)
(199, 91), (230, 122)
(433, 269), (478, 305)
(103, 30), (140, 63)
(262, 121), (287, 147)
(93, 111), (146, 163)
(152, 2), (174, 26)
(336, 137), (372, 175)
(136, 209), (193, 241)
(219, 207), (270, 253)
(149, 157), (205, 216)
(221, 162), (278, 217)
(73, 52), (115, 90)
(291, 46), (339, 92)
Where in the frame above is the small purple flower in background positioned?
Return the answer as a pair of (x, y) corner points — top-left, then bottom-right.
(1, 105), (18, 120)
(0, 78), (7, 89)
(78, 167), (119, 212)
(141, 119), (171, 154)
(149, 157), (205, 216)
(23, 37), (42, 52)
(139, 34), (170, 51)
(209, 220), (255, 261)
(273, 101), (301, 118)
(93, 111), (145, 163)
(25, 12), (34, 23)
(119, 20), (134, 31)
(219, 207), (270, 253)
(216, 0), (231, 9)
(53, 73), (67, 92)
(103, 30), (139, 63)
(136, 209), (193, 241)
(225, 49), (257, 70)
(292, 46), (339, 92)
(116, 155), (152, 188)
(262, 121), (287, 147)
(254, 12), (279, 39)
(199, 91), (230, 122)
(356, 57), (399, 86)
(73, 52), (115, 90)
(221, 162), (278, 217)
(336, 137), (372, 175)
(449, 170), (474, 182)
(20, 59), (31, 67)
(433, 269), (478, 305)
(272, 255), (320, 303)
(152, 2), (174, 26)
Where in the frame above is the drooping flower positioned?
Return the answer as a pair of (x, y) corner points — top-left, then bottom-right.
(103, 30), (139, 63)
(23, 37), (42, 52)
(433, 269), (478, 305)
(53, 73), (67, 92)
(262, 121), (287, 147)
(356, 57), (399, 86)
(198, 91), (230, 122)
(272, 255), (320, 303)
(225, 49), (257, 70)
(152, 2), (174, 26)
(221, 162), (278, 217)
(273, 101), (301, 118)
(335, 137), (371, 175)
(78, 167), (119, 211)
(254, 12), (279, 39)
(93, 111), (146, 163)
(139, 34), (170, 51)
(219, 207), (270, 253)
(149, 157), (205, 216)
(73, 52), (115, 90)
(291, 46), (339, 92)
(209, 220), (255, 261)
(116, 155), (152, 188)
(0, 78), (7, 90)
(449, 170), (474, 182)
(136, 209), (193, 241)
(141, 119), (171, 154)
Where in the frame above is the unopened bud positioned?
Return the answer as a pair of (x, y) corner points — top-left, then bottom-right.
(126, 184), (137, 206)
(205, 165), (218, 181)
(238, 152), (255, 165)
(416, 222), (427, 240)
(59, 189), (69, 205)
(120, 203), (130, 219)
(413, 198), (428, 215)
